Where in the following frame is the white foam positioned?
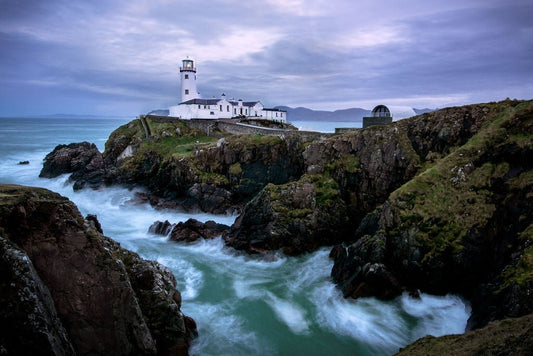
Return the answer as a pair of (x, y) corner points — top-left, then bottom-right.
(265, 292), (310, 335)
(401, 293), (471, 337)
(186, 302), (273, 356)
(157, 256), (204, 300)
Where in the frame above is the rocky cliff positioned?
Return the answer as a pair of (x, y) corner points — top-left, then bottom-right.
(0, 184), (196, 355)
(39, 99), (533, 335)
(330, 100), (533, 329)
(41, 118), (306, 214)
(224, 101), (496, 254)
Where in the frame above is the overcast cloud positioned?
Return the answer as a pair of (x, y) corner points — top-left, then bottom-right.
(0, 0), (532, 116)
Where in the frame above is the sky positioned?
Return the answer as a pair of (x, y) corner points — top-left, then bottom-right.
(0, 0), (532, 116)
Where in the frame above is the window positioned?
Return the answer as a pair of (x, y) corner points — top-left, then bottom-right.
(234, 108), (236, 114)
(185, 89), (189, 95)
(198, 105), (200, 109)
(227, 105), (230, 112)
(210, 111), (214, 115)
(280, 113), (283, 117)
(220, 105), (222, 111)
(185, 74), (189, 79)
(276, 112), (278, 117)
(245, 109), (248, 115)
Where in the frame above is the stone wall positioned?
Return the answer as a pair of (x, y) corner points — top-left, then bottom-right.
(144, 115), (334, 141)
(362, 116), (393, 128)
(335, 127), (359, 134)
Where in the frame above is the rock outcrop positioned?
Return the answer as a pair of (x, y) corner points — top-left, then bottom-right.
(0, 184), (196, 355)
(40, 142), (105, 190)
(396, 312), (533, 355)
(331, 100), (533, 329)
(41, 118), (306, 214)
(149, 220), (175, 236)
(224, 101), (500, 255)
(169, 218), (229, 243)
(224, 175), (350, 255)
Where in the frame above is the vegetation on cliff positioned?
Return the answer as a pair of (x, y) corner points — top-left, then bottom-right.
(38, 100), (533, 349)
(395, 313), (533, 356)
(331, 100), (533, 329)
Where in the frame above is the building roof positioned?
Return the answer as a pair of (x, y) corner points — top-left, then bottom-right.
(263, 108), (286, 112)
(243, 101), (261, 107)
(180, 98), (220, 105)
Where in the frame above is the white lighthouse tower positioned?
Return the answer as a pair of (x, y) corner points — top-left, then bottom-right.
(180, 57), (200, 103)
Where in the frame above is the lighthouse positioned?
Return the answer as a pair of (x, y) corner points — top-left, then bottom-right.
(169, 57), (286, 121)
(180, 57), (200, 103)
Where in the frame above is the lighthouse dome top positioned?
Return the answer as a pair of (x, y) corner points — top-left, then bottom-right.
(371, 105), (391, 118)
(180, 57), (196, 72)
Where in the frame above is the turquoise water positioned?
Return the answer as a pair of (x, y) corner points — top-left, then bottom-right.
(0, 117), (470, 355)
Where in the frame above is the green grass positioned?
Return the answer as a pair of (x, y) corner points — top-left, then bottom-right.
(500, 224), (533, 288)
(387, 100), (532, 260)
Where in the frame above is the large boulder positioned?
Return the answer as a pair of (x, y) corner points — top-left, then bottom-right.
(224, 174), (350, 255)
(39, 142), (105, 190)
(170, 218), (229, 242)
(0, 184), (196, 355)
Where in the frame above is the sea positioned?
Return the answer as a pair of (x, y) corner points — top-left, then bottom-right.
(0, 116), (470, 355)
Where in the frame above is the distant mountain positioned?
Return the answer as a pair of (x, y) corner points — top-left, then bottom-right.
(413, 108), (435, 115)
(278, 106), (435, 122)
(276, 106), (370, 122)
(147, 109), (170, 116)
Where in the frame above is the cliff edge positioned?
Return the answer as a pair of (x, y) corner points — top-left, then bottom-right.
(0, 184), (196, 355)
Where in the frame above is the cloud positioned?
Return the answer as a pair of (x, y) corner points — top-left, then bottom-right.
(0, 0), (531, 116)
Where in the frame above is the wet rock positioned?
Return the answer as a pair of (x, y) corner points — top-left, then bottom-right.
(86, 213), (103, 234)
(148, 220), (175, 236)
(225, 175), (350, 255)
(0, 184), (196, 355)
(39, 142), (105, 190)
(0, 236), (75, 355)
(170, 218), (229, 242)
(185, 183), (234, 214)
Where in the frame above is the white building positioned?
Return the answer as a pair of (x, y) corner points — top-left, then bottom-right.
(169, 58), (286, 122)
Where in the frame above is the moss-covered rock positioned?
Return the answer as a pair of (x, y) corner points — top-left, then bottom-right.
(331, 100), (533, 329)
(224, 174), (349, 255)
(396, 313), (533, 356)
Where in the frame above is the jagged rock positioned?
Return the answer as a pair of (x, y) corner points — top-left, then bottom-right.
(86, 213), (103, 234)
(39, 141), (105, 190)
(148, 220), (175, 236)
(0, 184), (196, 355)
(170, 218), (229, 243)
(0, 236), (75, 355)
(184, 183), (234, 214)
(224, 175), (350, 255)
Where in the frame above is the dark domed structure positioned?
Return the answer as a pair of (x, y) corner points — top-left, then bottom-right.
(363, 105), (393, 128)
